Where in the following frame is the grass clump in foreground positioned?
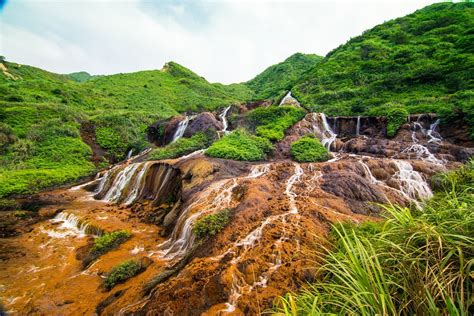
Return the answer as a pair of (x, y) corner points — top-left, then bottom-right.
(205, 129), (272, 161)
(148, 132), (212, 160)
(290, 135), (330, 162)
(276, 161), (474, 315)
(104, 260), (143, 290)
(83, 230), (131, 267)
(193, 209), (231, 239)
(245, 105), (306, 141)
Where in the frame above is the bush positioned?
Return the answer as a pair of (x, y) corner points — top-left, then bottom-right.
(205, 129), (273, 161)
(92, 230), (131, 254)
(104, 260), (143, 290)
(193, 209), (231, 239)
(148, 132), (212, 160)
(245, 106), (306, 141)
(386, 107), (409, 138)
(276, 161), (474, 315)
(290, 135), (331, 162)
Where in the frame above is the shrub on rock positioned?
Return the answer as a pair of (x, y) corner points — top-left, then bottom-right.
(205, 129), (273, 161)
(290, 135), (331, 162)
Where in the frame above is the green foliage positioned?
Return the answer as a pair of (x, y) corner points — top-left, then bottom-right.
(205, 129), (273, 161)
(292, 2), (474, 138)
(0, 60), (253, 197)
(387, 107), (409, 137)
(245, 106), (306, 141)
(92, 230), (131, 255)
(193, 209), (231, 239)
(246, 53), (322, 101)
(148, 132), (212, 160)
(290, 135), (331, 162)
(104, 260), (142, 290)
(276, 161), (474, 315)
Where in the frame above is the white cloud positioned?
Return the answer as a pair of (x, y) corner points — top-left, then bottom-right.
(0, 0), (435, 83)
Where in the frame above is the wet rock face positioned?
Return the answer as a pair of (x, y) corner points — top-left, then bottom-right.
(183, 112), (223, 138)
(147, 116), (183, 146)
(327, 116), (387, 138)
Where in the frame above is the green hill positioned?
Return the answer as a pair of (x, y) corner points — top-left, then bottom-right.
(246, 53), (322, 101)
(292, 2), (473, 132)
(0, 61), (253, 198)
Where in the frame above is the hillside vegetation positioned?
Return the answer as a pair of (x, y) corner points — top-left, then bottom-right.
(292, 2), (474, 136)
(246, 53), (322, 102)
(0, 61), (253, 197)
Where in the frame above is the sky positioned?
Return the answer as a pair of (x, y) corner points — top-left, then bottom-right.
(0, 0), (437, 84)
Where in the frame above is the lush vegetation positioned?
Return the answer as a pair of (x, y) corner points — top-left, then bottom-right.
(104, 260), (143, 290)
(0, 60), (253, 197)
(246, 53), (322, 101)
(148, 132), (212, 160)
(205, 129), (273, 161)
(193, 209), (231, 239)
(290, 136), (331, 162)
(245, 106), (306, 141)
(81, 230), (132, 267)
(292, 3), (474, 138)
(276, 161), (474, 315)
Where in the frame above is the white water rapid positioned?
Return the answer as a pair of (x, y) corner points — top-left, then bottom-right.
(219, 106), (232, 134)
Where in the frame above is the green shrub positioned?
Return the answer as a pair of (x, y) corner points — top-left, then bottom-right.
(148, 132), (212, 160)
(193, 209), (231, 239)
(91, 230), (131, 255)
(104, 260), (143, 290)
(276, 161), (474, 315)
(205, 129), (273, 161)
(245, 106), (306, 141)
(386, 107), (409, 137)
(290, 135), (331, 162)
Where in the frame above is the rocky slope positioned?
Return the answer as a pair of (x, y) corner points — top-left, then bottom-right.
(1, 102), (472, 314)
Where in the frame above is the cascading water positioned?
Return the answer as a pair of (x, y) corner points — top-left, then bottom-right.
(126, 149), (134, 160)
(221, 164), (304, 312)
(356, 116), (361, 136)
(45, 212), (102, 238)
(393, 160), (432, 201)
(103, 164), (141, 202)
(279, 91), (300, 106)
(403, 119), (444, 165)
(427, 119), (442, 143)
(246, 164), (270, 178)
(219, 106), (231, 134)
(157, 179), (238, 260)
(171, 116), (191, 143)
(311, 113), (338, 151)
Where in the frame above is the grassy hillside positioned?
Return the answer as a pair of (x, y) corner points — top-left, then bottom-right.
(0, 61), (253, 198)
(246, 53), (322, 102)
(292, 2), (474, 136)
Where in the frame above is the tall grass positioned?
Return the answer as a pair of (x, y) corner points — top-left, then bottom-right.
(276, 161), (474, 315)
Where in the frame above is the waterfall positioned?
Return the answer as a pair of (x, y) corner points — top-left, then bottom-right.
(333, 116), (338, 132)
(427, 119), (442, 143)
(171, 116), (191, 143)
(279, 91), (300, 106)
(393, 160), (432, 201)
(356, 116), (361, 136)
(123, 162), (150, 205)
(157, 179), (238, 260)
(48, 212), (102, 238)
(126, 149), (134, 160)
(311, 113), (337, 151)
(403, 119), (443, 165)
(103, 163), (141, 202)
(219, 106), (232, 134)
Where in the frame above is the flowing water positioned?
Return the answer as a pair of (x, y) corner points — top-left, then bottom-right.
(220, 105), (232, 134)
(279, 91), (300, 106)
(171, 115), (192, 143)
(311, 113), (338, 151)
(356, 115), (361, 136)
(402, 119), (444, 165)
(393, 160), (432, 201)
